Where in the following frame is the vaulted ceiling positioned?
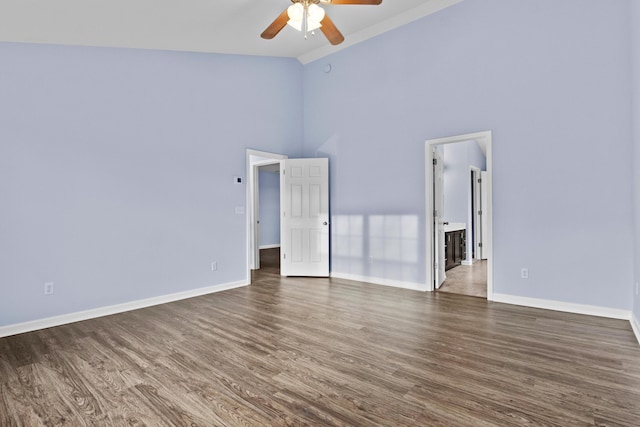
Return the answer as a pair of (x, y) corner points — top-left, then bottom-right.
(0, 0), (460, 63)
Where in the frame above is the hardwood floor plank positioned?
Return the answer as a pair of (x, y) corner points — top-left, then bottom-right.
(439, 260), (487, 298)
(1, 253), (639, 426)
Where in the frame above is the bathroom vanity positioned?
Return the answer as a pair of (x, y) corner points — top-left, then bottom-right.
(444, 223), (466, 271)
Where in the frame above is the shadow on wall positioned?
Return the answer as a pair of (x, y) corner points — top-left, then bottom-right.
(332, 214), (420, 281)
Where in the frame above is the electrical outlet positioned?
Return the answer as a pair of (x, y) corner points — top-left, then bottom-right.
(44, 282), (54, 295)
(520, 268), (529, 279)
(211, 261), (218, 271)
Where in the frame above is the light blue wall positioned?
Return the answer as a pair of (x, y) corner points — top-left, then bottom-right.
(0, 43), (302, 326)
(303, 0), (634, 309)
(632, 0), (640, 322)
(1, 1), (637, 328)
(258, 170), (280, 247)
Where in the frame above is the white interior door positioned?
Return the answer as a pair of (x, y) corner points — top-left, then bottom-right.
(433, 148), (446, 288)
(472, 169), (481, 261)
(479, 170), (489, 260)
(281, 158), (329, 277)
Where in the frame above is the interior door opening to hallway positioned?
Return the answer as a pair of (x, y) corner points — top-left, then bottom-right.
(425, 131), (494, 300)
(246, 150), (330, 281)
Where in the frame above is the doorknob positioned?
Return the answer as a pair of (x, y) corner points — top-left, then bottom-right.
(323, 221), (328, 226)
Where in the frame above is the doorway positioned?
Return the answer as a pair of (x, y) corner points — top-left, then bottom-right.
(257, 163), (282, 275)
(425, 131), (493, 300)
(246, 150), (330, 281)
(246, 149), (287, 278)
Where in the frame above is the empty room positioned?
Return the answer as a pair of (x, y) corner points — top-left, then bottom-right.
(1, 0), (640, 425)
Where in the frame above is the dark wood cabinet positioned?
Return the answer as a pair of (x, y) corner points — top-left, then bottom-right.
(445, 229), (466, 271)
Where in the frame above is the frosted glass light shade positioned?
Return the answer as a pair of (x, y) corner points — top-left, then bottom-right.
(287, 3), (304, 31)
(287, 2), (324, 32)
(308, 4), (325, 23)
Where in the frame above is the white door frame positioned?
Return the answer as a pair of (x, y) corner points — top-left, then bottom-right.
(246, 149), (287, 280)
(479, 170), (489, 261)
(433, 147), (446, 288)
(425, 131), (494, 299)
(468, 165), (482, 263)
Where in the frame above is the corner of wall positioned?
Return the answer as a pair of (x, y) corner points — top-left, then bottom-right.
(632, 311), (640, 346)
(631, 0), (640, 333)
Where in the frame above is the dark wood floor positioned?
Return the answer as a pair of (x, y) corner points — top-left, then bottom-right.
(1, 251), (640, 426)
(439, 260), (487, 298)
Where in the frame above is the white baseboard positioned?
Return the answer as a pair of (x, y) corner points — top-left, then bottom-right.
(331, 272), (428, 292)
(632, 312), (640, 346)
(492, 293), (631, 320)
(0, 280), (249, 338)
(461, 260), (473, 266)
(259, 244), (280, 250)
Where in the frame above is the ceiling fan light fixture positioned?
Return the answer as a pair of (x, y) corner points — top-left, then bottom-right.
(307, 4), (324, 27)
(262, 0), (381, 45)
(286, 2), (325, 33)
(287, 3), (304, 30)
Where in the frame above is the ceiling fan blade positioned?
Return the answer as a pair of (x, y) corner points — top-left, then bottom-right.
(323, 0), (382, 5)
(320, 14), (345, 45)
(261, 9), (290, 39)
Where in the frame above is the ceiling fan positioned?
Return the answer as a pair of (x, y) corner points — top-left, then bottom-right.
(261, 0), (383, 46)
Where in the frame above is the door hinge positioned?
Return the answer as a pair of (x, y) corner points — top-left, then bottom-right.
(282, 169), (286, 175)
(478, 243), (483, 248)
(432, 158), (437, 165)
(433, 210), (438, 217)
(478, 178), (482, 183)
(283, 253), (286, 260)
(478, 210), (482, 215)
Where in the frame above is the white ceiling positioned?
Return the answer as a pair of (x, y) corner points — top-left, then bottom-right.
(0, 0), (461, 64)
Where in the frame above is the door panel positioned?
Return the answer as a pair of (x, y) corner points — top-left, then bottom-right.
(281, 158), (329, 277)
(480, 171), (489, 260)
(291, 184), (303, 217)
(310, 230), (321, 262)
(433, 148), (446, 288)
(472, 169), (482, 261)
(309, 184), (321, 217)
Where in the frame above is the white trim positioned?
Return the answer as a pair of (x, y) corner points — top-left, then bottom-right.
(461, 260), (473, 266)
(492, 293), (631, 320)
(425, 131), (493, 300)
(253, 159), (282, 168)
(245, 149), (288, 160)
(331, 272), (428, 292)
(0, 280), (248, 339)
(298, 0), (463, 64)
(259, 244), (280, 250)
(246, 149), (288, 276)
(632, 312), (640, 345)
(469, 165), (482, 263)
